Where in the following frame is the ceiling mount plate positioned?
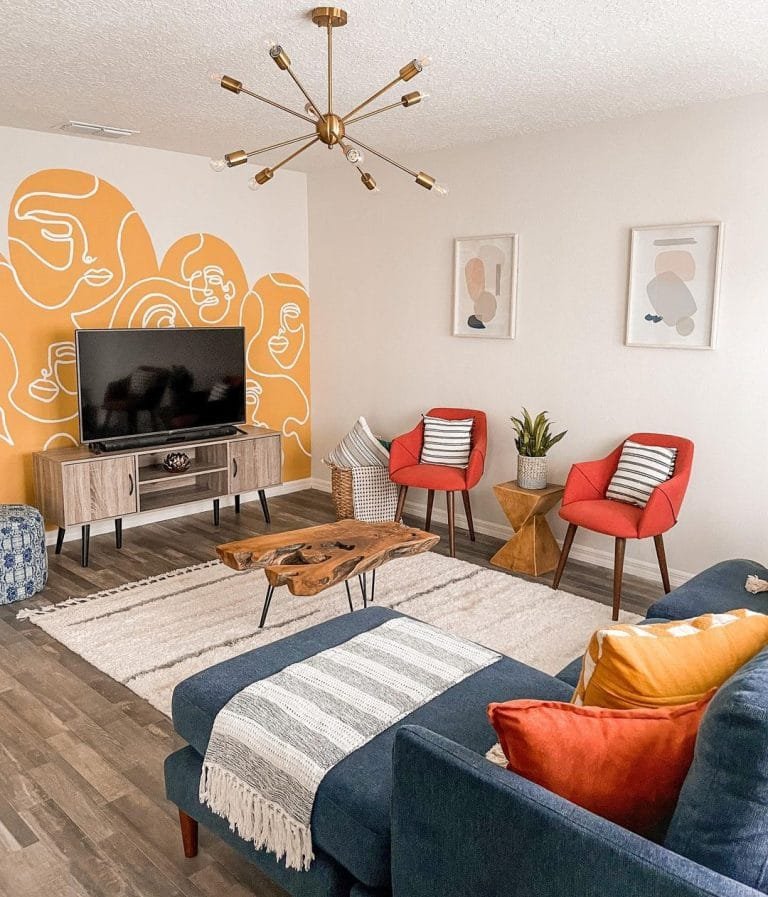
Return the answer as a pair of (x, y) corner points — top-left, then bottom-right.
(311, 6), (347, 27)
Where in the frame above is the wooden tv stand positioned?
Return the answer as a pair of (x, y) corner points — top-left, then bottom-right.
(33, 426), (282, 567)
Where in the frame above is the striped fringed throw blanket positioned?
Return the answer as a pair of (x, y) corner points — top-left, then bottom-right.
(199, 617), (500, 871)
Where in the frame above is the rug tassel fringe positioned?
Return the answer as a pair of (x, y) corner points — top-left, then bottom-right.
(16, 559), (225, 620)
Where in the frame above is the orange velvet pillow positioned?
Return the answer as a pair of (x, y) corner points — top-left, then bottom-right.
(487, 693), (712, 841)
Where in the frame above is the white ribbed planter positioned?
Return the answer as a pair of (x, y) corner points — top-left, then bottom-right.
(517, 455), (548, 490)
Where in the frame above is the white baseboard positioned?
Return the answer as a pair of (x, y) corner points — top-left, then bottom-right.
(308, 476), (692, 588)
(46, 478), (315, 546)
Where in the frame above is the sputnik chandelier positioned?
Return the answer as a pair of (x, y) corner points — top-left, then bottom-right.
(209, 6), (447, 195)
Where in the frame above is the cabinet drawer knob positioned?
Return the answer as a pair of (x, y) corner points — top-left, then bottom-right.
(128, 473), (134, 496)
(232, 458), (238, 478)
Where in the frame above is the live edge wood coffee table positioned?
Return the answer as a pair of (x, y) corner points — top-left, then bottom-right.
(490, 481), (565, 577)
(217, 520), (439, 628)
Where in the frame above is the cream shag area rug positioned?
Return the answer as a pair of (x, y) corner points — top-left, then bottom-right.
(19, 553), (640, 716)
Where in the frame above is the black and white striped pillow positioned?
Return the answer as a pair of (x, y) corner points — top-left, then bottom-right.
(606, 440), (677, 508)
(420, 416), (474, 467)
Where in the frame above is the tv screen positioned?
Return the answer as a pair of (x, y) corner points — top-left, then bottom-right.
(76, 327), (246, 443)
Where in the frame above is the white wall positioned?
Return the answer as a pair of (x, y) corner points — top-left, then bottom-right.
(308, 93), (768, 581)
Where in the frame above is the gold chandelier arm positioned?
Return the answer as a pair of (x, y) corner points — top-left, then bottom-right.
(246, 132), (318, 159)
(283, 65), (325, 121)
(344, 92), (423, 126)
(269, 136), (321, 172)
(239, 85), (316, 124)
(345, 100), (402, 126)
(343, 134), (417, 177)
(342, 75), (402, 123)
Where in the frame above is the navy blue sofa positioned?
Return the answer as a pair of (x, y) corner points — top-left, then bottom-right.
(165, 558), (768, 897)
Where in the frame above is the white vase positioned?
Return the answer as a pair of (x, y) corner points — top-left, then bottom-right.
(517, 455), (548, 490)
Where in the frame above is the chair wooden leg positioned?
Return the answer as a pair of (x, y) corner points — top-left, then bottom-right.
(654, 534), (671, 594)
(461, 490), (475, 541)
(395, 486), (408, 523)
(447, 491), (456, 557)
(425, 490), (435, 531)
(552, 523), (577, 590)
(612, 537), (626, 621)
(179, 809), (198, 858)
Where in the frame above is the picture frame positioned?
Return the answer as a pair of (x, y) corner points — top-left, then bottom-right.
(452, 233), (518, 339)
(625, 222), (723, 349)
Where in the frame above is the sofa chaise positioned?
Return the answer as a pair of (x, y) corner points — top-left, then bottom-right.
(164, 557), (768, 897)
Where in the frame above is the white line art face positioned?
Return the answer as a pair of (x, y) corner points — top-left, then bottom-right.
(8, 177), (124, 310)
(245, 378), (263, 419)
(28, 341), (77, 403)
(188, 264), (236, 324)
(268, 302), (305, 370)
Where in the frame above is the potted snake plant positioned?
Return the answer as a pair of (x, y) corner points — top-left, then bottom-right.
(510, 409), (567, 490)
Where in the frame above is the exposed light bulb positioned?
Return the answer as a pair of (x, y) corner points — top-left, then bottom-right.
(248, 176), (260, 190)
(345, 146), (364, 164)
(433, 183), (449, 196)
(262, 33), (280, 53)
(418, 92), (430, 101)
(417, 55), (433, 68)
(304, 102), (319, 119)
(208, 72), (222, 84)
(209, 158), (226, 172)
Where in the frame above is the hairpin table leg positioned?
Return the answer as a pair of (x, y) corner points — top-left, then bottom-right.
(259, 584), (275, 629)
(358, 573), (367, 609)
(345, 580), (354, 612)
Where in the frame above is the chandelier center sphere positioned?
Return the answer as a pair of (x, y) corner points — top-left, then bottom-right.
(316, 113), (345, 146)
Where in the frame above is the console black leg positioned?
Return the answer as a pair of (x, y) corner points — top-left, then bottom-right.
(234, 494), (241, 514)
(55, 527), (65, 555)
(115, 518), (123, 549)
(81, 525), (90, 567)
(258, 489), (271, 525)
(213, 499), (220, 527)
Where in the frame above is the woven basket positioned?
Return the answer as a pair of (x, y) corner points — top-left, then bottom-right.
(329, 463), (355, 520)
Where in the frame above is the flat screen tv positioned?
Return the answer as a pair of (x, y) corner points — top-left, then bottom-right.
(76, 327), (246, 444)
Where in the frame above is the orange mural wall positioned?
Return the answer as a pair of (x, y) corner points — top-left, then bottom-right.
(0, 168), (311, 505)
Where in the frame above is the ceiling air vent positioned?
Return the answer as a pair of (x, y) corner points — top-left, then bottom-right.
(57, 121), (140, 139)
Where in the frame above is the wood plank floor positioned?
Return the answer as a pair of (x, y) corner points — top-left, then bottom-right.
(0, 488), (663, 896)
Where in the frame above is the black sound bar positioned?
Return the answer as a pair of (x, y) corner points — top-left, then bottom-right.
(89, 425), (242, 454)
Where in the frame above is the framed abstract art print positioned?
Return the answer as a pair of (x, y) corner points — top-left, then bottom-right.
(625, 222), (723, 349)
(452, 234), (518, 339)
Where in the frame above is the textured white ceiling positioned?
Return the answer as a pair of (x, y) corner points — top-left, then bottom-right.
(3, 0), (768, 175)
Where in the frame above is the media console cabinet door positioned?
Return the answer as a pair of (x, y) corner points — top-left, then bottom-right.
(229, 436), (281, 494)
(63, 456), (138, 525)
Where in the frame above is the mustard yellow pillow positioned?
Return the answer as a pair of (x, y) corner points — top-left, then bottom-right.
(573, 610), (768, 709)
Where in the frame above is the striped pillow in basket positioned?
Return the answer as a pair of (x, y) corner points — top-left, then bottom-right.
(420, 415), (474, 468)
(606, 440), (677, 508)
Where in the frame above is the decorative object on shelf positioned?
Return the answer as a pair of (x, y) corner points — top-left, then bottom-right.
(162, 451), (191, 473)
(453, 234), (518, 339)
(626, 222), (723, 349)
(208, 7), (446, 196)
(510, 409), (566, 490)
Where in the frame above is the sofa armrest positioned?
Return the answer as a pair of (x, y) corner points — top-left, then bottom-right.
(392, 726), (760, 897)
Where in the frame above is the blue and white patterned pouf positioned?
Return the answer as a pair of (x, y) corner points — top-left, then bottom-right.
(0, 505), (47, 605)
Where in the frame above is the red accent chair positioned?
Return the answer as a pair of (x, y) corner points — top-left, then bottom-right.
(552, 432), (694, 620)
(389, 408), (487, 557)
